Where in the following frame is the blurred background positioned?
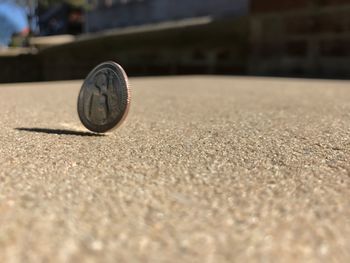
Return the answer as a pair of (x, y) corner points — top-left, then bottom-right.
(1, 0), (350, 82)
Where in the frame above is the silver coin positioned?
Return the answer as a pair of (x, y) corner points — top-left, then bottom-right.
(77, 61), (130, 133)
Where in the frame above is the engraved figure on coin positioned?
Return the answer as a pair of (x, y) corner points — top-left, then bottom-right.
(106, 71), (120, 119)
(87, 71), (118, 125)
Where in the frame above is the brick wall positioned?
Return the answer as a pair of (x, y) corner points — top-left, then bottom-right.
(249, 0), (350, 78)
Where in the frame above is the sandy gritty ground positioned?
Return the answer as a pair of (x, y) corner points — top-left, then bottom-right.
(0, 76), (349, 262)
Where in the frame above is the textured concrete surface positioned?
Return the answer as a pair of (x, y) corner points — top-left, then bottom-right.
(0, 76), (349, 262)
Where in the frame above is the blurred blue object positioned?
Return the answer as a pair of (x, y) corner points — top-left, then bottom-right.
(0, 0), (29, 46)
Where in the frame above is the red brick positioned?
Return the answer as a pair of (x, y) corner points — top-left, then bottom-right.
(314, 12), (348, 33)
(285, 11), (348, 35)
(286, 41), (308, 56)
(319, 39), (350, 56)
(253, 42), (283, 57)
(251, 0), (350, 14)
(285, 15), (316, 34)
(251, 0), (309, 13)
(317, 0), (350, 7)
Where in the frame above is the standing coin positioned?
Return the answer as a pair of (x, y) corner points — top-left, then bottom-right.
(78, 61), (130, 133)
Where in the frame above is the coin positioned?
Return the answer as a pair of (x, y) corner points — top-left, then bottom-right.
(77, 61), (130, 133)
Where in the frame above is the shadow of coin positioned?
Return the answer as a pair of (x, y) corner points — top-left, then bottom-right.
(15, 127), (105, 137)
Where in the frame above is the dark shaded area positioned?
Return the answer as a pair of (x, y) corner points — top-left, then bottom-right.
(0, 55), (41, 83)
(15, 127), (104, 137)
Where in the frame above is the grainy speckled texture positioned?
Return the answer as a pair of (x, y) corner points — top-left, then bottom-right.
(0, 76), (349, 263)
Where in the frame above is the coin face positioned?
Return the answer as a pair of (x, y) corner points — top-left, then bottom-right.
(78, 61), (130, 133)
